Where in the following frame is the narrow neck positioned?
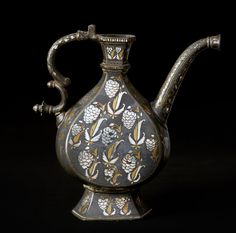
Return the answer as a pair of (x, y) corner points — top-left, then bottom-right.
(99, 35), (135, 72)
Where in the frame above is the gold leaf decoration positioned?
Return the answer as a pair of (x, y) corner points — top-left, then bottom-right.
(111, 49), (115, 59)
(106, 140), (123, 161)
(112, 95), (119, 110)
(133, 106), (140, 113)
(73, 133), (81, 144)
(106, 202), (113, 215)
(135, 151), (141, 160)
(131, 166), (139, 181)
(90, 121), (97, 137)
(111, 124), (119, 132)
(117, 125), (122, 133)
(151, 146), (159, 161)
(118, 49), (124, 59)
(91, 148), (98, 157)
(111, 172), (122, 185)
(88, 161), (98, 177)
(122, 202), (129, 215)
(79, 203), (89, 214)
(133, 124), (139, 142)
(97, 102), (105, 111)
(107, 143), (115, 160)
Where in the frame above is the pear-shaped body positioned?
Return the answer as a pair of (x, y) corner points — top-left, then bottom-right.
(56, 73), (167, 188)
(33, 25), (220, 220)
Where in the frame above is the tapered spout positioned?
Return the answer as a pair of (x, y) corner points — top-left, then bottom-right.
(152, 34), (221, 124)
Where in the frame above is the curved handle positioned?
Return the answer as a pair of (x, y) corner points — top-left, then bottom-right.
(33, 25), (97, 117)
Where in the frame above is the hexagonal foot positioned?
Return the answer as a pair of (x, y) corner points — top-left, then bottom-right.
(72, 185), (151, 221)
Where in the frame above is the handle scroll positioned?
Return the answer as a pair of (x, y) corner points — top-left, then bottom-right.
(33, 25), (97, 117)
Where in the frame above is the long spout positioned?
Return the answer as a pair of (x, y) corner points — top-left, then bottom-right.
(152, 34), (221, 124)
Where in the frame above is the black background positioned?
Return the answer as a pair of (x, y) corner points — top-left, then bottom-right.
(1, 2), (236, 232)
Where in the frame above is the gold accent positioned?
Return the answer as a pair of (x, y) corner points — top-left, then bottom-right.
(83, 184), (135, 193)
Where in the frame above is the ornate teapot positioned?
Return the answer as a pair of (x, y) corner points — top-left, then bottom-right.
(33, 25), (220, 220)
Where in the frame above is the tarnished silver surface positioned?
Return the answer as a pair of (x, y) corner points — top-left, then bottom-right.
(152, 35), (221, 123)
(33, 25), (220, 220)
(72, 185), (150, 221)
(33, 25), (97, 117)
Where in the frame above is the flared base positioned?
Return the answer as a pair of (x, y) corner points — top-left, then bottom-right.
(72, 185), (151, 221)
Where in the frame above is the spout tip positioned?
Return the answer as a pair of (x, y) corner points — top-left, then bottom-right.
(208, 34), (221, 50)
(33, 104), (39, 112)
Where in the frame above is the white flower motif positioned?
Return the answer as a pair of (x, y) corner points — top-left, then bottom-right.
(104, 167), (115, 181)
(98, 198), (116, 216)
(116, 47), (121, 53)
(83, 104), (101, 124)
(115, 197), (127, 209)
(78, 151), (94, 169)
(106, 47), (113, 59)
(105, 79), (120, 98)
(115, 197), (131, 215)
(98, 198), (109, 211)
(122, 109), (137, 129)
(106, 47), (113, 53)
(115, 47), (122, 60)
(145, 138), (157, 151)
(71, 123), (82, 136)
(101, 127), (117, 146)
(122, 154), (137, 173)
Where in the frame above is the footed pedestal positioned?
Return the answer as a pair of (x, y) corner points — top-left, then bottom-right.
(72, 185), (151, 220)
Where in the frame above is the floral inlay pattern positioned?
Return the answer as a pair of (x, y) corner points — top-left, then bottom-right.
(78, 192), (92, 215)
(98, 196), (131, 216)
(105, 79), (120, 98)
(78, 148), (100, 180)
(122, 107), (137, 129)
(69, 122), (84, 148)
(145, 135), (160, 161)
(102, 140), (123, 185)
(106, 46), (124, 60)
(83, 103), (102, 124)
(67, 75), (160, 186)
